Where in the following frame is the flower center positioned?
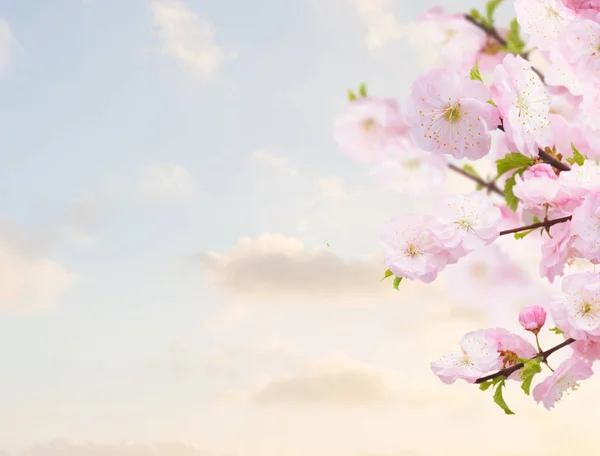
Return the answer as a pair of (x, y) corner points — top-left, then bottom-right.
(444, 104), (461, 122)
(403, 159), (421, 170)
(362, 118), (377, 132)
(455, 218), (473, 231)
(404, 243), (421, 258)
(482, 38), (502, 55)
(515, 93), (529, 117)
(499, 350), (519, 368)
(580, 301), (596, 316)
(443, 28), (458, 44)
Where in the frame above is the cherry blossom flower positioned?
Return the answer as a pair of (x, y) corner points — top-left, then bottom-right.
(515, 0), (576, 51)
(571, 192), (600, 263)
(381, 214), (452, 283)
(560, 15), (600, 85)
(374, 137), (447, 195)
(571, 339), (600, 362)
(540, 220), (579, 283)
(405, 68), (500, 160)
(413, 7), (487, 70)
(333, 97), (409, 163)
(532, 356), (594, 410)
(558, 160), (600, 202)
(492, 55), (553, 156)
(431, 330), (502, 384)
(485, 328), (538, 381)
(550, 272), (600, 341)
(519, 306), (548, 333)
(561, 0), (600, 13)
(431, 192), (502, 257)
(512, 164), (563, 215)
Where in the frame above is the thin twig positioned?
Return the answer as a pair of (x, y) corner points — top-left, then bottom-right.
(499, 216), (572, 236)
(539, 150), (572, 172)
(475, 338), (576, 384)
(448, 163), (504, 196)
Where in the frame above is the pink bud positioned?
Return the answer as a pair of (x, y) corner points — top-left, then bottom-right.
(518, 306), (547, 334)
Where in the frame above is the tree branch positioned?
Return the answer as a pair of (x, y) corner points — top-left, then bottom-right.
(499, 216), (572, 236)
(475, 338), (576, 384)
(538, 150), (572, 172)
(448, 163), (504, 196)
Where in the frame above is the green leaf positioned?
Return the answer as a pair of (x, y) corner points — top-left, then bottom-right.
(521, 358), (542, 396)
(567, 143), (586, 166)
(462, 164), (482, 178)
(487, 99), (498, 107)
(382, 269), (394, 281)
(504, 174), (519, 212)
(504, 19), (525, 54)
(348, 90), (357, 101)
(469, 60), (483, 82)
(393, 277), (403, 290)
(485, 0), (504, 27)
(479, 380), (494, 391)
(514, 228), (537, 240)
(532, 216), (542, 223)
(493, 378), (515, 415)
(549, 327), (564, 335)
(358, 83), (367, 97)
(496, 153), (534, 178)
(469, 8), (483, 22)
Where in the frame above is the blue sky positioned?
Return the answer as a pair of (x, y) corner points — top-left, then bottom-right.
(0, 1), (597, 455)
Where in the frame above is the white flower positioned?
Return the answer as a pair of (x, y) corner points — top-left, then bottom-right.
(514, 0), (575, 51)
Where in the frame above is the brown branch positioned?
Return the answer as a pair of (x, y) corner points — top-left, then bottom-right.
(475, 338), (576, 384)
(539, 150), (571, 172)
(448, 163), (504, 196)
(499, 215), (572, 236)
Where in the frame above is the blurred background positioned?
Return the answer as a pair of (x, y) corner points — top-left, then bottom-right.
(0, 0), (595, 455)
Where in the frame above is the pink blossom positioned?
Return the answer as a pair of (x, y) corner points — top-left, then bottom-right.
(518, 306), (548, 333)
(381, 214), (452, 283)
(492, 55), (553, 156)
(405, 68), (500, 160)
(374, 137), (447, 195)
(532, 356), (594, 410)
(571, 192), (600, 263)
(333, 97), (409, 163)
(561, 0), (600, 13)
(572, 339), (600, 362)
(515, 0), (576, 51)
(431, 330), (502, 384)
(557, 160), (600, 202)
(485, 328), (538, 381)
(540, 221), (578, 283)
(431, 192), (501, 258)
(414, 7), (487, 70)
(549, 272), (600, 341)
(559, 15), (600, 86)
(512, 164), (561, 211)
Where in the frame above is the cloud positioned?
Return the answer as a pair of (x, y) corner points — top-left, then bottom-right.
(316, 177), (347, 201)
(0, 19), (18, 74)
(196, 233), (410, 306)
(135, 163), (193, 200)
(0, 243), (74, 314)
(354, 0), (405, 51)
(21, 441), (205, 456)
(251, 354), (397, 405)
(252, 150), (298, 175)
(150, 0), (232, 79)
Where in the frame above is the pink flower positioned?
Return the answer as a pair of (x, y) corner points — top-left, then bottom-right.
(561, 0), (600, 13)
(431, 330), (502, 384)
(540, 221), (578, 283)
(381, 214), (452, 283)
(374, 137), (447, 195)
(512, 164), (562, 212)
(405, 68), (499, 160)
(485, 328), (538, 381)
(333, 97), (409, 163)
(492, 55), (553, 157)
(571, 192), (600, 263)
(414, 7), (487, 70)
(572, 339), (600, 362)
(515, 0), (576, 51)
(550, 272), (600, 341)
(518, 306), (548, 333)
(558, 160), (600, 202)
(558, 15), (600, 88)
(431, 192), (502, 258)
(532, 356), (594, 410)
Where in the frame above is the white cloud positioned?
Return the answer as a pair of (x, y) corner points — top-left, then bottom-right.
(354, 0), (405, 51)
(196, 233), (410, 307)
(136, 163), (193, 200)
(0, 19), (18, 74)
(251, 354), (398, 405)
(150, 0), (232, 78)
(252, 150), (298, 175)
(316, 177), (347, 201)
(0, 244), (74, 314)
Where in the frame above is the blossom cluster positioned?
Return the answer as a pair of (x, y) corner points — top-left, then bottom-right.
(333, 0), (600, 413)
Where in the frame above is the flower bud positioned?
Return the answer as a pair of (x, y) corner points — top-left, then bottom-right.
(519, 306), (547, 334)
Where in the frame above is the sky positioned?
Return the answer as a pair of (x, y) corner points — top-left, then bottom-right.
(0, 0), (597, 455)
